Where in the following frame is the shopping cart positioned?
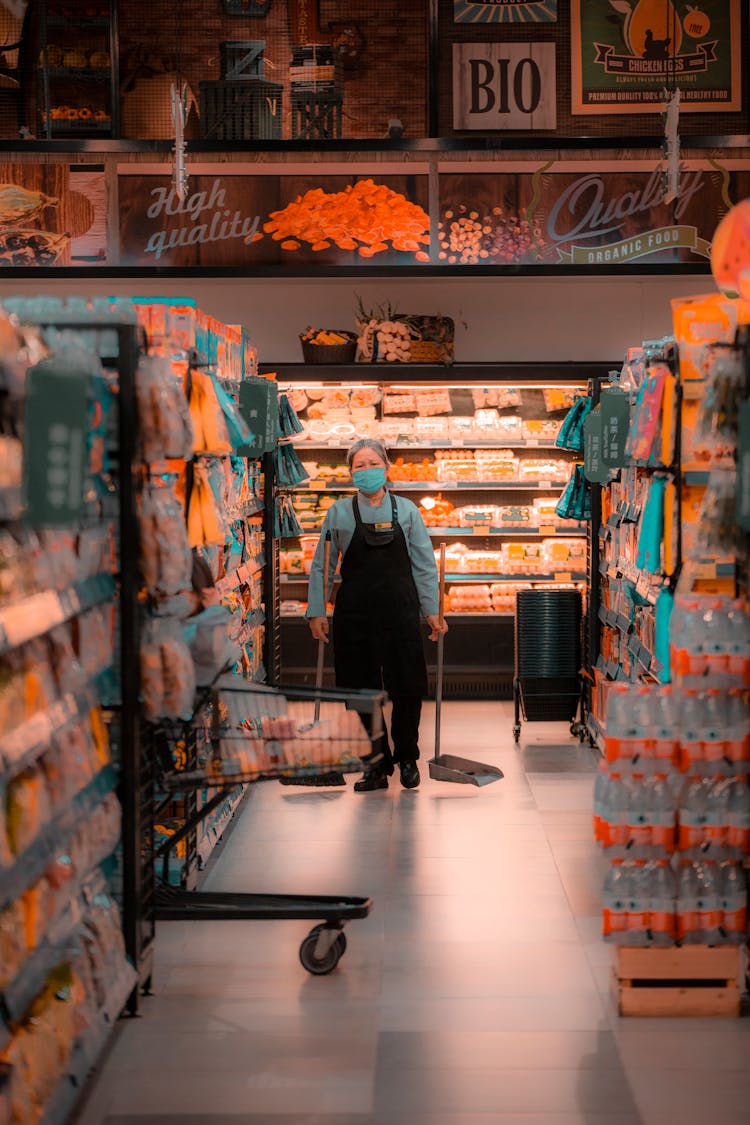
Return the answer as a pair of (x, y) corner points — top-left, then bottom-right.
(151, 677), (386, 974)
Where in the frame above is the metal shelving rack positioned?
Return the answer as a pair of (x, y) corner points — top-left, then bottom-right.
(266, 360), (612, 698)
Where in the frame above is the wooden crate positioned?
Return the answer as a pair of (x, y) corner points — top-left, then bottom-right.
(614, 946), (743, 1018)
(290, 88), (342, 140)
(199, 79), (283, 141)
(220, 41), (266, 81)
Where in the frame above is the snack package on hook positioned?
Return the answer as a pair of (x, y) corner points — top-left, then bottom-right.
(278, 392), (305, 438)
(136, 354), (194, 462)
(274, 441), (311, 488)
(139, 478), (192, 597)
(555, 463), (590, 522)
(211, 375), (253, 451)
(636, 476), (666, 574)
(694, 469), (737, 556)
(189, 370), (232, 456)
(694, 342), (744, 462)
(555, 395), (592, 453)
(141, 616), (196, 721)
(626, 364), (668, 463)
(187, 462), (229, 548)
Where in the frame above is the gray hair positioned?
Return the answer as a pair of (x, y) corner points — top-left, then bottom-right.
(346, 438), (391, 469)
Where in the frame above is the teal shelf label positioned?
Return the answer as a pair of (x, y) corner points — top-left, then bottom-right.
(238, 378), (278, 457)
(600, 388), (631, 468)
(583, 409), (608, 483)
(23, 365), (89, 527)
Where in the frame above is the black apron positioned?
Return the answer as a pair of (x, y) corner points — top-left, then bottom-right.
(332, 493), (428, 699)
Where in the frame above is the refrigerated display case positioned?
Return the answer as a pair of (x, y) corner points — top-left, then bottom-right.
(260, 362), (609, 698)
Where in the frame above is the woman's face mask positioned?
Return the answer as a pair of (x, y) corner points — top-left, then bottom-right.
(352, 466), (387, 494)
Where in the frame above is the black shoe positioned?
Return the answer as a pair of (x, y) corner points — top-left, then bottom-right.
(354, 769), (388, 792)
(399, 761), (420, 789)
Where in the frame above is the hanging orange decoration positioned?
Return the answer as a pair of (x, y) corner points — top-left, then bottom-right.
(710, 198), (750, 294)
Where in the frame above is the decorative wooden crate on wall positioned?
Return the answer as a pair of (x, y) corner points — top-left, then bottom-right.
(290, 88), (342, 140)
(220, 41), (266, 81)
(199, 79), (283, 141)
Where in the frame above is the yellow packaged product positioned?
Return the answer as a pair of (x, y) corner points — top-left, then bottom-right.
(6, 769), (52, 857)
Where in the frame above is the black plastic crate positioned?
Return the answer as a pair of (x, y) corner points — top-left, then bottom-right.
(199, 79), (283, 141)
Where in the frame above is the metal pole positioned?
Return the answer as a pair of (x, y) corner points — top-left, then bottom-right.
(434, 542), (446, 759)
(313, 533), (331, 723)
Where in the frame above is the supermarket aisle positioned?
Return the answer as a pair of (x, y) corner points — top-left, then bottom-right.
(75, 702), (750, 1125)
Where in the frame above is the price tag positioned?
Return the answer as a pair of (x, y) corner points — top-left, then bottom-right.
(526, 439), (540, 447)
(538, 524), (556, 536)
(696, 562), (718, 580)
(538, 480), (553, 489)
(554, 572), (573, 583)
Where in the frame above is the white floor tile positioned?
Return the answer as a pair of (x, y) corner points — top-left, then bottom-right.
(72, 701), (750, 1125)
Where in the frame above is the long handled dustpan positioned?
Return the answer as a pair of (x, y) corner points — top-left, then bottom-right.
(428, 543), (504, 787)
(281, 535), (346, 787)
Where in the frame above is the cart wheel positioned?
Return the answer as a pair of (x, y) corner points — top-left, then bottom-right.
(299, 925), (346, 975)
(513, 724), (521, 744)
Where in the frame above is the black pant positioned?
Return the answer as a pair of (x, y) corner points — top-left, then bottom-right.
(362, 696), (422, 774)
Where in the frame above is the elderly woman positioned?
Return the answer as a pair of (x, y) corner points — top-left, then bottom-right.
(306, 438), (448, 790)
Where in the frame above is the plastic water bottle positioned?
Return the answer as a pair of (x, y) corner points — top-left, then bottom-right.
(702, 690), (729, 770)
(593, 761), (609, 844)
(726, 778), (750, 854)
(648, 861), (677, 946)
(676, 863), (701, 943)
(604, 687), (630, 764)
(720, 863), (748, 944)
(602, 773), (629, 850)
(626, 776), (652, 851)
(694, 862), (722, 944)
(703, 779), (729, 855)
(679, 691), (705, 774)
(702, 602), (730, 676)
(725, 691), (750, 766)
(602, 862), (629, 941)
(650, 775), (676, 854)
(681, 600), (706, 677)
(625, 863), (650, 946)
(727, 601), (750, 682)
(678, 778), (708, 854)
(653, 688), (678, 767)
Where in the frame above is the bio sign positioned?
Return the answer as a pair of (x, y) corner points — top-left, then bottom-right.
(453, 43), (556, 131)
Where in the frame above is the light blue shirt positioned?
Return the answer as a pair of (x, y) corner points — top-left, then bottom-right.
(306, 490), (439, 619)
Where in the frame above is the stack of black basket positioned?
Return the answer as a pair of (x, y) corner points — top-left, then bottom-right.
(513, 589), (582, 740)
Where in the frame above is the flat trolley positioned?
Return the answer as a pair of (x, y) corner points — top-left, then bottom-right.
(151, 678), (386, 975)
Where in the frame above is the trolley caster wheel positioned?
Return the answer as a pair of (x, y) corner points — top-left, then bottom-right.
(513, 724), (521, 744)
(299, 924), (346, 975)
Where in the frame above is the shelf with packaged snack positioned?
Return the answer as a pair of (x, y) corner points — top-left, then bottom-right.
(0, 573), (115, 658)
(276, 370), (592, 697)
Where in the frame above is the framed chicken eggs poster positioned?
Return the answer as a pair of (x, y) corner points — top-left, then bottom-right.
(571, 0), (741, 114)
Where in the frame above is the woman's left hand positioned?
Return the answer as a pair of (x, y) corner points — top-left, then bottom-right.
(426, 615), (449, 641)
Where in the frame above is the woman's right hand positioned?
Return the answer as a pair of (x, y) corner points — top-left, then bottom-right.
(309, 617), (329, 643)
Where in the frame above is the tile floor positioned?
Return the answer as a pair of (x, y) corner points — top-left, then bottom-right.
(74, 702), (750, 1125)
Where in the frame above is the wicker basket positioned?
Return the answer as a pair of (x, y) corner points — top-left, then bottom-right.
(300, 331), (357, 364)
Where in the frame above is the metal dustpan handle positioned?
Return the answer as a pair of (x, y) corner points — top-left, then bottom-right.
(434, 542), (446, 760)
(313, 534), (331, 725)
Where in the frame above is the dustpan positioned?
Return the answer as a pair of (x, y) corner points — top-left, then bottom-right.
(428, 753), (504, 786)
(427, 544), (504, 787)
